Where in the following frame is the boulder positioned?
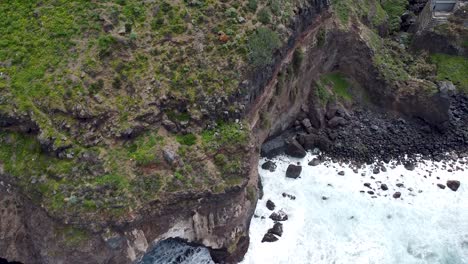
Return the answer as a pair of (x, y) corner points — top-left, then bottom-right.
(437, 183), (446, 189)
(328, 116), (348, 128)
(261, 135), (286, 158)
(261, 233), (279, 243)
(261, 161), (277, 172)
(286, 165), (302, 179)
(308, 158), (321, 166)
(404, 162), (415, 171)
(299, 134), (331, 152)
(269, 210), (288, 221)
(393, 192), (401, 199)
(381, 184), (388, 191)
(266, 200), (275, 211)
(268, 223), (283, 237)
(163, 149), (177, 165)
(338, 171), (345, 176)
(285, 139), (307, 158)
(446, 180), (460, 192)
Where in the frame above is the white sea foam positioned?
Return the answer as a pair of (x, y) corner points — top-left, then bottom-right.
(242, 153), (468, 264)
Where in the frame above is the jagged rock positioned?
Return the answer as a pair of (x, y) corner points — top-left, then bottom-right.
(446, 180), (460, 192)
(308, 158), (321, 166)
(285, 139), (306, 158)
(261, 161), (277, 172)
(163, 149), (177, 165)
(261, 233), (279, 243)
(300, 118), (316, 133)
(438, 81), (456, 96)
(269, 210), (288, 221)
(286, 164), (302, 179)
(299, 134), (331, 152)
(437, 183), (446, 189)
(393, 192), (401, 199)
(162, 118), (178, 133)
(261, 135), (286, 158)
(266, 200), (275, 211)
(267, 223), (283, 237)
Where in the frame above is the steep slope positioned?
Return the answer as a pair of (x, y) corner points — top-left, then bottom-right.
(1, 0), (466, 263)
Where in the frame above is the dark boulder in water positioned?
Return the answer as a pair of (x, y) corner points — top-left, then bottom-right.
(437, 183), (446, 189)
(261, 161), (277, 172)
(446, 180), (460, 191)
(338, 171), (345, 176)
(261, 233), (279, 243)
(308, 158), (321, 166)
(268, 223), (283, 237)
(381, 184), (388, 191)
(266, 200), (275, 211)
(393, 192), (401, 199)
(286, 164), (302, 179)
(269, 210), (288, 221)
(285, 139), (307, 158)
(282, 193), (296, 200)
(404, 162), (415, 171)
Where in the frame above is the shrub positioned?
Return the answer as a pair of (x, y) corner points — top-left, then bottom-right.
(269, 0), (281, 16)
(258, 7), (272, 24)
(247, 0), (258, 12)
(176, 133), (197, 146)
(247, 27), (281, 67)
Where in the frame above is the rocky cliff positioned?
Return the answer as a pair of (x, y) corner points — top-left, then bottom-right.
(1, 0), (467, 263)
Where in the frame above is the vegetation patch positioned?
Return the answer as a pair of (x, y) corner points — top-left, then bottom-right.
(320, 73), (352, 101)
(247, 27), (281, 67)
(431, 54), (468, 92)
(381, 0), (407, 32)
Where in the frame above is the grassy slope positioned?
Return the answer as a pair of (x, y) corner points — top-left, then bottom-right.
(0, 0), (308, 220)
(431, 54), (468, 92)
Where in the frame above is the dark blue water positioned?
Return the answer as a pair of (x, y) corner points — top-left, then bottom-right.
(138, 239), (214, 264)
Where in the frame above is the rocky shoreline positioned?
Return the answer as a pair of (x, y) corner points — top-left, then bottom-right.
(262, 92), (468, 166)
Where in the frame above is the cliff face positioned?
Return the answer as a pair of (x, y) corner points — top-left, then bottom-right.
(1, 1), (332, 263)
(1, 0), (463, 263)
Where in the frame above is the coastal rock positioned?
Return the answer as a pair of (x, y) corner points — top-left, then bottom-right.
(267, 223), (283, 237)
(328, 116), (348, 128)
(286, 165), (302, 179)
(437, 183), (446, 189)
(266, 200), (276, 211)
(338, 171), (345, 176)
(446, 180), (460, 192)
(308, 158), (321, 166)
(261, 161), (277, 172)
(282, 193), (296, 200)
(393, 192), (401, 199)
(381, 184), (388, 191)
(261, 233), (279, 243)
(269, 210), (288, 221)
(285, 139), (307, 158)
(261, 135), (286, 158)
(404, 162), (415, 171)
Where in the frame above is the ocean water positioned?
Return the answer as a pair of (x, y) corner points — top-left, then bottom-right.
(241, 153), (468, 264)
(138, 238), (214, 264)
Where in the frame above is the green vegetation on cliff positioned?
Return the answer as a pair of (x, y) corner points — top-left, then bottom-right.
(431, 54), (468, 92)
(1, 0), (313, 222)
